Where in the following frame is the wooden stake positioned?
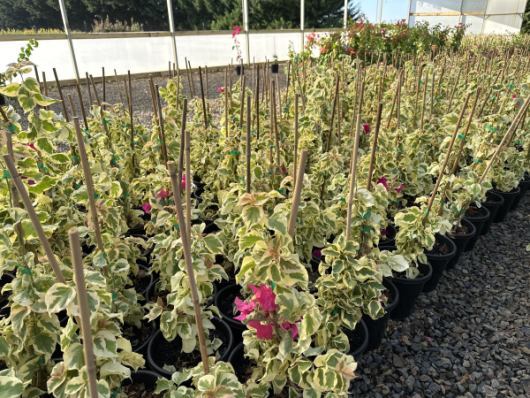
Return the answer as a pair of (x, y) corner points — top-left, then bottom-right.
(447, 68), (461, 113)
(185, 130), (191, 240)
(220, 70), (226, 138)
(2, 155), (66, 284)
(287, 149), (308, 238)
(346, 115), (362, 241)
(128, 71), (135, 159)
(89, 75), (113, 149)
(367, 103), (383, 190)
(102, 67), (106, 110)
(293, 94), (299, 190)
(68, 228), (99, 398)
(167, 161), (209, 375)
(420, 70), (429, 130)
(42, 72), (49, 110)
(76, 84), (88, 129)
(155, 85), (169, 168)
(276, 73), (282, 123)
(72, 118), (109, 277)
(479, 95), (530, 183)
(67, 94), (77, 117)
(385, 69), (402, 128)
(325, 75), (340, 152)
(271, 81), (281, 168)
(422, 93), (471, 225)
(239, 76), (246, 128)
(188, 60), (197, 98)
(114, 69), (124, 106)
(53, 68), (69, 122)
(86, 73), (93, 106)
(178, 99), (188, 184)
(246, 94), (251, 193)
(255, 64), (260, 140)
(199, 67), (208, 128)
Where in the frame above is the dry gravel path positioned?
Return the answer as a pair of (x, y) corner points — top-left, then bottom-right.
(350, 194), (530, 398)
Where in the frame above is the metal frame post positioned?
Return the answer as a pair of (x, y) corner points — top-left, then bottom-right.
(407, 0), (413, 26)
(301, 0), (305, 51)
(58, 0), (80, 82)
(243, 0), (250, 67)
(458, 0), (464, 24)
(344, 0), (348, 29)
(378, 0), (383, 23)
(167, 0), (179, 69)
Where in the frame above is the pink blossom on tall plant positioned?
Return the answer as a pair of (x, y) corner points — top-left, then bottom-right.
(234, 297), (256, 321)
(247, 320), (274, 340)
(142, 203), (151, 213)
(249, 284), (277, 311)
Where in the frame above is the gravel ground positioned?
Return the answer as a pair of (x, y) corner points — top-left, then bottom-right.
(350, 194), (530, 398)
(5, 65), (289, 129)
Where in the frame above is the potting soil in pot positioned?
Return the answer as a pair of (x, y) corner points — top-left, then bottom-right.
(152, 328), (229, 371)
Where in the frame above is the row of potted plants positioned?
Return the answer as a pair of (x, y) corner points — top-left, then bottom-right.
(0, 33), (529, 397)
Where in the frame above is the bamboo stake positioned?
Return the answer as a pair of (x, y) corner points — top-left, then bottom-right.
(114, 69), (124, 106)
(76, 84), (88, 129)
(5, 133), (26, 251)
(102, 67), (106, 110)
(53, 68), (69, 122)
(155, 85), (170, 168)
(72, 118), (109, 277)
(128, 71), (135, 161)
(367, 103), (383, 190)
(271, 81), (281, 168)
(246, 94), (251, 193)
(42, 72), (49, 110)
(239, 76), (246, 128)
(167, 161), (209, 375)
(188, 60), (197, 98)
(276, 73), (282, 123)
(420, 70), (429, 130)
(69, 228), (99, 398)
(422, 93), (471, 226)
(123, 77), (130, 111)
(446, 68), (461, 113)
(438, 88), (482, 216)
(285, 61), (291, 105)
(430, 70), (435, 116)
(89, 75), (112, 150)
(225, 69), (229, 138)
(68, 94), (77, 118)
(287, 149), (308, 238)
(346, 115), (362, 241)
(255, 64), (260, 140)
(413, 65), (423, 127)
(185, 58), (193, 97)
(185, 130), (191, 240)
(325, 74), (340, 152)
(2, 155), (66, 284)
(86, 73), (93, 106)
(199, 67), (208, 128)
(385, 69), (402, 128)
(175, 97), (187, 179)
(293, 94), (299, 190)
(205, 65), (210, 108)
(479, 95), (530, 183)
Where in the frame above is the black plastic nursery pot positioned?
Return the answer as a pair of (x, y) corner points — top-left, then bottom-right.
(129, 234), (155, 267)
(129, 315), (158, 355)
(480, 191), (504, 235)
(446, 218), (476, 270)
(235, 65), (244, 75)
(390, 261), (432, 320)
(214, 284), (247, 344)
(229, 343), (250, 384)
(377, 224), (397, 248)
(147, 317), (233, 379)
(0, 94), (5, 106)
(0, 273), (14, 317)
(510, 175), (530, 210)
(463, 205), (490, 252)
(362, 278), (399, 352)
(422, 234), (456, 293)
(492, 187), (520, 223)
(270, 64), (279, 74)
(346, 318), (369, 361)
(122, 370), (163, 395)
(213, 255), (236, 288)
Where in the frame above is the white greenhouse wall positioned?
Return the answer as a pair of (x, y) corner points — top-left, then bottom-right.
(0, 31), (326, 84)
(409, 0), (528, 33)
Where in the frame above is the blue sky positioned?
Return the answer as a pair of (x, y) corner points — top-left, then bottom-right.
(355, 0), (409, 23)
